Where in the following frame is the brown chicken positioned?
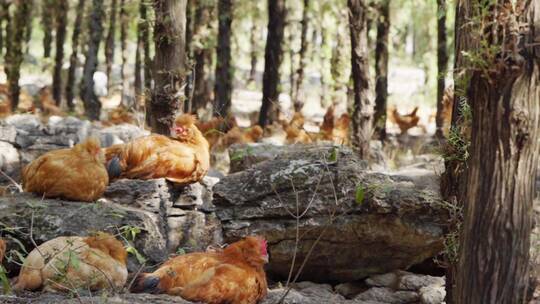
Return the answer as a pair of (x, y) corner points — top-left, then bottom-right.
(332, 113), (350, 145)
(319, 105), (335, 141)
(105, 114), (210, 184)
(283, 112), (313, 144)
(218, 125), (264, 149)
(14, 232), (127, 292)
(195, 115), (238, 148)
(131, 236), (268, 304)
(37, 87), (64, 117)
(22, 137), (109, 202)
(106, 105), (136, 125)
(389, 106), (420, 135)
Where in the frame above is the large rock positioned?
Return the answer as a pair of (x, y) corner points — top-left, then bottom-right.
(0, 177), (221, 275)
(214, 146), (449, 282)
(228, 142), (387, 173)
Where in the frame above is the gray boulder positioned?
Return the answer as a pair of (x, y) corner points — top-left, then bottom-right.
(0, 177), (221, 275)
(214, 145), (449, 282)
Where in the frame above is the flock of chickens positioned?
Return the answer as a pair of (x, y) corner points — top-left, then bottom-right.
(0, 114), (269, 303)
(0, 84), (456, 303)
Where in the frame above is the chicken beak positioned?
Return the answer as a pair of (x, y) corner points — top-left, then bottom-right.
(263, 254), (269, 263)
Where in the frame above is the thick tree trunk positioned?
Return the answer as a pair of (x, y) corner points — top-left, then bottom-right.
(292, 0), (309, 112)
(119, 0), (128, 106)
(373, 0), (389, 141)
(213, 0), (233, 117)
(5, 0), (32, 111)
(65, 0), (86, 111)
(258, 0), (286, 127)
(104, 0), (118, 90)
(191, 1), (214, 113)
(41, 0), (54, 58)
(348, 0), (372, 159)
(435, 0), (448, 138)
(80, 0), (105, 120)
(455, 1), (540, 303)
(440, 1), (476, 300)
(52, 0), (68, 106)
(149, 0), (187, 135)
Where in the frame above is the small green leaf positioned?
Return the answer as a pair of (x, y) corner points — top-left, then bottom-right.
(0, 265), (11, 294)
(176, 248), (186, 255)
(126, 246), (146, 264)
(328, 147), (338, 162)
(355, 185), (365, 205)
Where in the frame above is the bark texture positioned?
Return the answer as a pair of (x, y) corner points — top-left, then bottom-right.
(348, 0), (373, 159)
(455, 1), (540, 303)
(119, 0), (128, 106)
(5, 0), (32, 111)
(52, 0), (68, 106)
(258, 0), (287, 127)
(104, 0), (118, 90)
(373, 0), (389, 140)
(149, 0), (187, 135)
(41, 0), (54, 58)
(191, 1), (214, 113)
(80, 0), (105, 120)
(292, 0), (310, 112)
(65, 0), (86, 111)
(214, 0), (233, 117)
(435, 0), (448, 138)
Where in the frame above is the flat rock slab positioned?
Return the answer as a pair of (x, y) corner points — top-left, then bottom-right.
(214, 145), (450, 282)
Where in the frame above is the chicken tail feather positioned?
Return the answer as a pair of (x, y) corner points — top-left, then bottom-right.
(131, 274), (161, 294)
(107, 156), (123, 180)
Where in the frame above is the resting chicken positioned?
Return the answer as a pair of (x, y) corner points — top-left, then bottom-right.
(13, 232), (127, 292)
(105, 114), (210, 184)
(22, 137), (108, 202)
(131, 236), (269, 304)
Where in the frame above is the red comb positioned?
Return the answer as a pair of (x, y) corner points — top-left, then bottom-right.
(261, 239), (268, 255)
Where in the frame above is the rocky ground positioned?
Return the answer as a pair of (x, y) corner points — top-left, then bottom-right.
(0, 114), (538, 303)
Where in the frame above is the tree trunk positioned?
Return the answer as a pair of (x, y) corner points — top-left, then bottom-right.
(292, 0), (309, 112)
(134, 0), (152, 99)
(149, 0), (187, 135)
(52, 0), (68, 106)
(213, 0), (233, 117)
(191, 1), (214, 113)
(455, 1), (540, 303)
(288, 26), (296, 103)
(455, 0), (540, 303)
(23, 6), (33, 54)
(0, 0), (11, 56)
(65, 0), (86, 111)
(5, 0), (32, 111)
(119, 0), (128, 106)
(80, 0), (105, 120)
(258, 0), (287, 127)
(104, 0), (118, 91)
(142, 3), (152, 94)
(440, 1), (476, 300)
(373, 0), (389, 141)
(41, 0), (54, 58)
(435, 0), (448, 138)
(348, 0), (372, 159)
(247, 10), (259, 85)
